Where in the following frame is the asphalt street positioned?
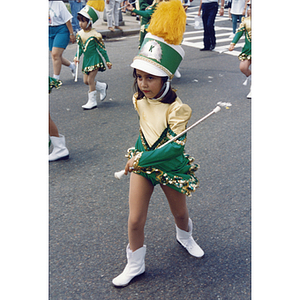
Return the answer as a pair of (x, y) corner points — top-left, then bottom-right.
(49, 12), (251, 299)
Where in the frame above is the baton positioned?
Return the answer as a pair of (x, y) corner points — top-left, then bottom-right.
(75, 45), (79, 82)
(119, 0), (137, 10)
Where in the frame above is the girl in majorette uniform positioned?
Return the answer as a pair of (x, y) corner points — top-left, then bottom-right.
(74, 2), (112, 110)
(229, 0), (251, 98)
(112, 0), (204, 287)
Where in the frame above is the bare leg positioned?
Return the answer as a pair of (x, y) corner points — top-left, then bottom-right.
(49, 113), (59, 137)
(83, 69), (98, 92)
(240, 59), (251, 77)
(128, 173), (154, 251)
(160, 185), (189, 232)
(51, 47), (71, 76)
(87, 69), (98, 92)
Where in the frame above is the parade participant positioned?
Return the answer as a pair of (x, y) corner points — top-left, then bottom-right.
(126, 0), (161, 49)
(49, 0), (77, 82)
(49, 77), (70, 162)
(112, 0), (204, 287)
(228, 0), (251, 98)
(74, 1), (112, 110)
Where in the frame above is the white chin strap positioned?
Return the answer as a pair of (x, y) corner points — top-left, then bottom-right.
(86, 20), (92, 29)
(150, 81), (171, 101)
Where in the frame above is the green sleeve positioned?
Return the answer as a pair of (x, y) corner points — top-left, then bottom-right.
(137, 141), (185, 168)
(75, 36), (84, 58)
(232, 24), (245, 45)
(96, 39), (110, 63)
(139, 0), (153, 10)
(132, 8), (154, 18)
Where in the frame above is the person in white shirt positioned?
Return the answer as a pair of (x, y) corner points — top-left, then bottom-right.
(230, 0), (247, 35)
(49, 1), (77, 81)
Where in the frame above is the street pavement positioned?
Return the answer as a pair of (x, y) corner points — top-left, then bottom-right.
(49, 4), (251, 299)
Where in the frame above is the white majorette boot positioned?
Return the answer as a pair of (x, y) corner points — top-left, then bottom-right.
(95, 81), (108, 101)
(176, 218), (204, 258)
(247, 89), (252, 99)
(82, 90), (97, 110)
(49, 134), (69, 162)
(243, 74), (251, 86)
(112, 244), (146, 287)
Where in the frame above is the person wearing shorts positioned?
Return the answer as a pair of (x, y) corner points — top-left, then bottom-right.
(49, 1), (76, 81)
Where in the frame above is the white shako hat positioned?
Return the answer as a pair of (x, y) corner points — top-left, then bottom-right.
(131, 33), (185, 79)
(130, 0), (186, 79)
(78, 5), (100, 24)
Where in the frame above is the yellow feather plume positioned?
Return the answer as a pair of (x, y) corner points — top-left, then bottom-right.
(147, 0), (186, 45)
(87, 0), (105, 12)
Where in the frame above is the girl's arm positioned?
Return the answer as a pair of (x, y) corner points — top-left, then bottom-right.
(125, 141), (185, 174)
(127, 3), (154, 18)
(74, 36), (84, 62)
(229, 21), (246, 50)
(96, 37), (112, 68)
(128, 102), (192, 170)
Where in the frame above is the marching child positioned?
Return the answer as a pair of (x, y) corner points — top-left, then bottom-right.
(74, 1), (112, 110)
(126, 0), (161, 49)
(229, 0), (251, 98)
(112, 0), (204, 287)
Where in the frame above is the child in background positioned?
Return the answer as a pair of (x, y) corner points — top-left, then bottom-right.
(74, 3), (112, 110)
(112, 0), (204, 288)
(126, 0), (161, 49)
(229, 0), (251, 98)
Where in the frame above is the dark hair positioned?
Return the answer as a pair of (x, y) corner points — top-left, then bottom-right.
(77, 13), (90, 23)
(133, 69), (177, 104)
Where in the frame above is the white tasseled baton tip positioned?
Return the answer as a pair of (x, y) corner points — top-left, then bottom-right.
(114, 170), (126, 179)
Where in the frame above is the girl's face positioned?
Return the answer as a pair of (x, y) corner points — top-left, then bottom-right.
(77, 15), (90, 30)
(79, 19), (89, 30)
(136, 69), (164, 99)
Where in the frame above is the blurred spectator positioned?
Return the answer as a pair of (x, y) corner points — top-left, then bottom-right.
(49, 0), (76, 81)
(198, 0), (225, 51)
(69, 0), (84, 33)
(106, 0), (122, 31)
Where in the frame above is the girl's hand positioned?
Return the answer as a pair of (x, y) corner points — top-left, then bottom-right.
(126, 3), (134, 11)
(74, 58), (80, 64)
(107, 62), (112, 69)
(106, 0), (109, 4)
(228, 44), (235, 51)
(124, 157), (135, 175)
